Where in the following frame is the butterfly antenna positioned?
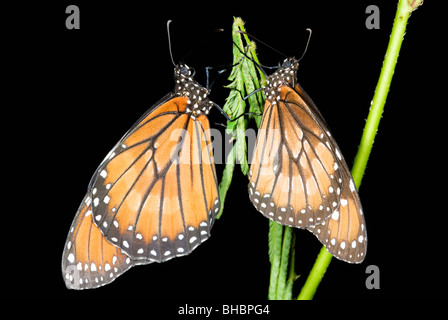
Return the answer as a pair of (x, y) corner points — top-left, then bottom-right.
(235, 30), (287, 59)
(298, 28), (312, 62)
(167, 20), (176, 66)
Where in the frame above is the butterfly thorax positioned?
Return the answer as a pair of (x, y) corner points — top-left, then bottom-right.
(264, 57), (299, 105)
(174, 64), (213, 119)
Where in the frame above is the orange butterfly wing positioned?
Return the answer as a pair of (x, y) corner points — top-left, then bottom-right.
(62, 194), (138, 289)
(249, 85), (343, 228)
(307, 171), (367, 263)
(248, 58), (367, 263)
(87, 73), (219, 262)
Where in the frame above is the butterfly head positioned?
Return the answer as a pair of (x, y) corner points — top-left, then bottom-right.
(264, 57), (299, 104)
(174, 64), (213, 119)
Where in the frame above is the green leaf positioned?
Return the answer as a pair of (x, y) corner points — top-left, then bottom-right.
(216, 145), (236, 219)
(276, 226), (293, 299)
(268, 221), (283, 300)
(283, 233), (298, 300)
(217, 17), (265, 217)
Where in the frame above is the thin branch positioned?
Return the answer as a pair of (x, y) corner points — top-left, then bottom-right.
(297, 0), (423, 300)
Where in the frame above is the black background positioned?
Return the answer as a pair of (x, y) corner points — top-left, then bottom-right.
(7, 0), (447, 303)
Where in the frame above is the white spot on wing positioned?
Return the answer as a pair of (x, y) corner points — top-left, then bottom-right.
(349, 179), (356, 192)
(100, 170), (108, 178)
(331, 210), (339, 220)
(335, 148), (342, 160)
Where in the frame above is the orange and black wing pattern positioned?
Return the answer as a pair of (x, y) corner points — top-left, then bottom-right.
(248, 58), (367, 263)
(62, 194), (139, 289)
(62, 64), (220, 289)
(307, 169), (367, 263)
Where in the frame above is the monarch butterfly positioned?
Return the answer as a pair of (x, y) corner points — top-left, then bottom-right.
(62, 63), (220, 289)
(248, 57), (367, 263)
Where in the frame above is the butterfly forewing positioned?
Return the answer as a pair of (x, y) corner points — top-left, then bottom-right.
(89, 90), (219, 262)
(248, 57), (367, 263)
(249, 69), (343, 229)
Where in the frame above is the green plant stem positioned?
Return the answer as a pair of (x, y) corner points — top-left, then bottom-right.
(297, 246), (332, 300)
(351, 0), (419, 187)
(297, 0), (422, 300)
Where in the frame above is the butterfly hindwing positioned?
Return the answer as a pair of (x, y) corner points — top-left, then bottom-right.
(62, 194), (138, 290)
(307, 172), (367, 263)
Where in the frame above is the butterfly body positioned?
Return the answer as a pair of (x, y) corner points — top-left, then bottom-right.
(249, 57), (367, 263)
